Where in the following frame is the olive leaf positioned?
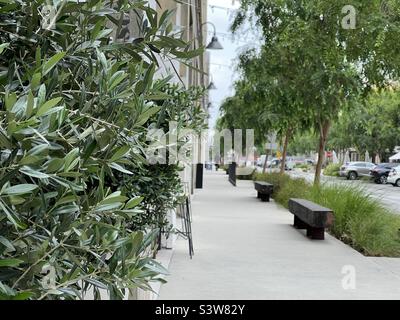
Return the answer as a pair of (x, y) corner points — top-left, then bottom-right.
(0, 0), (206, 301)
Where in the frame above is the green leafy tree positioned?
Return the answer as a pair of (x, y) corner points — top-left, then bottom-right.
(216, 80), (274, 166)
(235, 47), (314, 174)
(233, 0), (400, 184)
(287, 131), (318, 156)
(328, 88), (400, 161)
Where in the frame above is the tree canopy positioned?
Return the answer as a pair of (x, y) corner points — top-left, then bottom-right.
(217, 0), (400, 183)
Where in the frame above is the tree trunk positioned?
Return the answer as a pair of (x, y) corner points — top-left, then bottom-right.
(262, 151), (269, 174)
(314, 120), (331, 185)
(280, 128), (292, 174)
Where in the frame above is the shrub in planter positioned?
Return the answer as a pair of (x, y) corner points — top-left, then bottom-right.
(273, 178), (311, 208)
(110, 83), (206, 237)
(308, 185), (400, 257)
(258, 172), (400, 257)
(120, 163), (184, 250)
(252, 172), (292, 195)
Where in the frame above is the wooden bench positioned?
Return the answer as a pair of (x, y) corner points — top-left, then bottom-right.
(236, 167), (255, 180)
(254, 181), (274, 202)
(236, 167), (255, 176)
(288, 198), (334, 240)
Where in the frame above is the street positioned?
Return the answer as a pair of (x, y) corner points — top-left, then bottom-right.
(256, 168), (400, 214)
(290, 170), (400, 214)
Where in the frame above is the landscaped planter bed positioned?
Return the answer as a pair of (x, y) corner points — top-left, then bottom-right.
(253, 172), (400, 257)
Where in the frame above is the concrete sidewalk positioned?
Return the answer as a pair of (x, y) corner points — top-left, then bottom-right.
(158, 171), (400, 300)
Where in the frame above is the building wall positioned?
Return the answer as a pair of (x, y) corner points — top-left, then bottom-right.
(152, 0), (210, 193)
(154, 0), (209, 90)
(112, 1), (210, 194)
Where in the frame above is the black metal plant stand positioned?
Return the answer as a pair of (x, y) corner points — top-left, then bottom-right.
(176, 195), (194, 259)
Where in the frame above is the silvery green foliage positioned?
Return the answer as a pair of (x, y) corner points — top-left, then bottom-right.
(0, 0), (204, 299)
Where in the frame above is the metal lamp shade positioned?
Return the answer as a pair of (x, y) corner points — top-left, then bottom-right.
(206, 36), (223, 50)
(207, 81), (217, 90)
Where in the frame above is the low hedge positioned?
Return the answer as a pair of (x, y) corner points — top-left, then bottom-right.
(253, 172), (400, 257)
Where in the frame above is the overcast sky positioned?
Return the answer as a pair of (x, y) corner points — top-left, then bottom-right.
(206, 0), (259, 129)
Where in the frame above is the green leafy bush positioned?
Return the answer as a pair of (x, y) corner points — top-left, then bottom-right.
(0, 0), (205, 300)
(253, 172), (291, 195)
(120, 83), (206, 241)
(323, 163), (341, 177)
(253, 173), (400, 257)
(273, 178), (310, 208)
(308, 185), (400, 256)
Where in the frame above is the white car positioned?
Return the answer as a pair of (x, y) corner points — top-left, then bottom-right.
(257, 155), (267, 167)
(387, 165), (400, 187)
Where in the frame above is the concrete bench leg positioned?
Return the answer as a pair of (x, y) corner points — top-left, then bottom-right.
(293, 216), (308, 229)
(306, 227), (325, 240)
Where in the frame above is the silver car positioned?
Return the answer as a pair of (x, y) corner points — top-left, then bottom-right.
(339, 162), (376, 180)
(388, 165), (400, 187)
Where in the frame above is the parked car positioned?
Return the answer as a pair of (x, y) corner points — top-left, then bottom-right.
(268, 158), (295, 170)
(339, 162), (376, 180)
(268, 158), (281, 168)
(257, 156), (278, 168)
(370, 163), (399, 184)
(257, 155), (267, 167)
(388, 166), (400, 187)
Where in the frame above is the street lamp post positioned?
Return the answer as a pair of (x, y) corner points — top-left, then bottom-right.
(207, 75), (217, 90)
(195, 21), (223, 189)
(202, 22), (224, 50)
